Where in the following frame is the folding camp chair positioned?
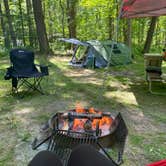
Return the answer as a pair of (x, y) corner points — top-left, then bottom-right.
(4, 49), (49, 96)
(144, 53), (166, 95)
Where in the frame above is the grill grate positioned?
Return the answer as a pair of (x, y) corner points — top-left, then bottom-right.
(47, 130), (98, 166)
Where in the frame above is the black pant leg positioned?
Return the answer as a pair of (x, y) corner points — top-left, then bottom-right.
(67, 144), (117, 166)
(28, 150), (63, 166)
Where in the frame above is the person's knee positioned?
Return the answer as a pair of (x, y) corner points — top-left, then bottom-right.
(68, 144), (115, 166)
(28, 150), (63, 166)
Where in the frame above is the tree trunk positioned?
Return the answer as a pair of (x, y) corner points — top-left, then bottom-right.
(165, 33), (166, 48)
(32, 0), (50, 54)
(18, 0), (26, 46)
(60, 0), (65, 37)
(26, 0), (35, 47)
(124, 19), (132, 48)
(0, 3), (10, 48)
(143, 17), (158, 54)
(3, 0), (17, 47)
(66, 0), (77, 38)
(108, 16), (114, 40)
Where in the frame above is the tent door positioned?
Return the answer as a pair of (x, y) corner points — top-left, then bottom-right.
(85, 56), (95, 69)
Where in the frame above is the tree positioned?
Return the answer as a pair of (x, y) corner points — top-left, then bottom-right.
(108, 15), (114, 40)
(0, 0), (165, 53)
(32, 0), (50, 54)
(66, 0), (78, 38)
(26, 0), (35, 47)
(143, 17), (158, 53)
(0, 3), (10, 48)
(59, 0), (65, 37)
(123, 19), (132, 48)
(18, 0), (26, 46)
(3, 0), (17, 47)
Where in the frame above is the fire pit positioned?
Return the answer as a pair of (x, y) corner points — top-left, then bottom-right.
(32, 107), (128, 166)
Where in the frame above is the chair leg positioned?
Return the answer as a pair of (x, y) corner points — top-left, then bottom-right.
(148, 80), (152, 93)
(23, 78), (44, 95)
(11, 77), (45, 97)
(33, 77), (44, 94)
(147, 80), (166, 95)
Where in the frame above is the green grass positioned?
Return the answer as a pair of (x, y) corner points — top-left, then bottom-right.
(0, 54), (166, 165)
(143, 133), (166, 161)
(130, 134), (144, 145)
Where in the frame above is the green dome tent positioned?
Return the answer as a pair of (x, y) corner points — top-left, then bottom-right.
(60, 38), (132, 68)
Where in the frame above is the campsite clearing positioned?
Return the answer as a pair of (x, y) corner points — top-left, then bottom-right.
(0, 55), (166, 166)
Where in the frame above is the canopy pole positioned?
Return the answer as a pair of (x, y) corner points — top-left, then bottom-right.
(107, 0), (124, 68)
(97, 0), (127, 104)
(97, 0), (125, 103)
(115, 0), (124, 42)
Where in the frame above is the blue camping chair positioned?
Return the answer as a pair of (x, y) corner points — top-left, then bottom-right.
(4, 49), (49, 96)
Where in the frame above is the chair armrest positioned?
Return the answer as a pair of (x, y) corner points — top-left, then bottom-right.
(35, 64), (49, 76)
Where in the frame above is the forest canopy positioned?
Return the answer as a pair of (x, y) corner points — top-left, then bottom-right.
(0, 0), (165, 55)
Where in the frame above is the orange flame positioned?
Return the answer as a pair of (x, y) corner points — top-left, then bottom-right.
(72, 103), (86, 131)
(61, 104), (113, 136)
(75, 103), (85, 113)
(72, 119), (86, 131)
(89, 107), (96, 114)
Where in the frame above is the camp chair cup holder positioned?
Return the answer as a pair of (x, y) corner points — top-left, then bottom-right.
(4, 67), (13, 80)
(39, 65), (49, 76)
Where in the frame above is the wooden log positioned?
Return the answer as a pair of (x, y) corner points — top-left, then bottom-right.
(57, 111), (112, 119)
(68, 112), (102, 119)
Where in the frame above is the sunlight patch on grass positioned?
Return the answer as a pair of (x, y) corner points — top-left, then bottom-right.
(49, 56), (70, 69)
(104, 91), (138, 107)
(72, 76), (103, 85)
(53, 82), (67, 87)
(0, 64), (9, 69)
(73, 101), (89, 108)
(65, 69), (96, 77)
(108, 80), (130, 90)
(15, 108), (34, 115)
(49, 56), (70, 63)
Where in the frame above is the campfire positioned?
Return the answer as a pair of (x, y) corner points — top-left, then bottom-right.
(32, 105), (128, 166)
(54, 105), (114, 137)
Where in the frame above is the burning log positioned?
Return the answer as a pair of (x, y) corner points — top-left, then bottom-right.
(68, 112), (102, 119)
(48, 110), (114, 136)
(83, 119), (92, 130)
(57, 111), (112, 119)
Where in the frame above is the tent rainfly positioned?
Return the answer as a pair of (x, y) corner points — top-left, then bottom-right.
(121, 0), (166, 18)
